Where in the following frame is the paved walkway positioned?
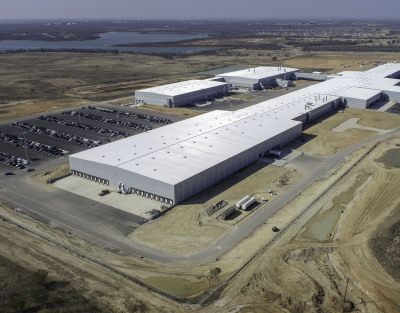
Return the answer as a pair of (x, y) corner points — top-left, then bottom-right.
(331, 118), (393, 135)
(55, 176), (158, 218)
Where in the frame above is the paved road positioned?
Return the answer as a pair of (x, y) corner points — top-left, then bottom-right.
(0, 128), (398, 265)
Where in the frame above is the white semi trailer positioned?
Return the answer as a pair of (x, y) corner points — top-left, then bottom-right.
(241, 197), (256, 210)
(235, 195), (251, 208)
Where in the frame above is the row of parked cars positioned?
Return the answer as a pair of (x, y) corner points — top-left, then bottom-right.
(39, 115), (130, 138)
(85, 106), (173, 124)
(61, 110), (153, 131)
(13, 121), (101, 148)
(0, 152), (34, 173)
(0, 132), (65, 157)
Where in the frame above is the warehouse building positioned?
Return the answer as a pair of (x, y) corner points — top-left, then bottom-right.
(69, 110), (304, 205)
(217, 66), (298, 90)
(135, 80), (229, 107)
(334, 87), (382, 109)
(70, 63), (400, 205)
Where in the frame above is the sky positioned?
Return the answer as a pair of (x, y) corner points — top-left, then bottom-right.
(0, 0), (399, 20)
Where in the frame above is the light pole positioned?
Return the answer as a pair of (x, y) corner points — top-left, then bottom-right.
(22, 132), (29, 161)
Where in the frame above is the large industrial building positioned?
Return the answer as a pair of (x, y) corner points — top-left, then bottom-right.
(70, 63), (400, 205)
(216, 66), (299, 90)
(135, 66), (299, 107)
(135, 80), (229, 108)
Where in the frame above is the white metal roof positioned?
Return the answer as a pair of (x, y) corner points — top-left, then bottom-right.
(333, 87), (381, 100)
(71, 63), (400, 186)
(136, 80), (227, 97)
(71, 110), (300, 185)
(217, 66), (298, 80)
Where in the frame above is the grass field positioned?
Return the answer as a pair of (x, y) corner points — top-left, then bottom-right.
(1, 48), (398, 122)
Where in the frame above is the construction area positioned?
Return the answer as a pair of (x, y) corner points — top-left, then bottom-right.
(1, 37), (400, 312)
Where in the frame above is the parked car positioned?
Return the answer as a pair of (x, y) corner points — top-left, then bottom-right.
(98, 189), (110, 196)
(4, 172), (14, 176)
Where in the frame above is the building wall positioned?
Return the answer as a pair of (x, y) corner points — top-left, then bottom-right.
(222, 72), (297, 90)
(172, 84), (228, 106)
(135, 91), (170, 106)
(384, 90), (400, 101)
(69, 156), (175, 204)
(173, 123), (302, 203)
(343, 92), (382, 109)
(135, 84), (228, 108)
(295, 72), (327, 81)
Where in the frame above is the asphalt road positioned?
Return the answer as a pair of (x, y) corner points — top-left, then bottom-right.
(1, 127), (398, 265)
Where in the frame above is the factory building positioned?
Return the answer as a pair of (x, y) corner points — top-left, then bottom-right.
(70, 63), (400, 205)
(135, 80), (228, 107)
(294, 72), (327, 81)
(217, 66), (299, 90)
(335, 87), (382, 109)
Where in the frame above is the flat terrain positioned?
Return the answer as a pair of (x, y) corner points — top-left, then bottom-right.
(0, 108), (399, 313)
(130, 161), (300, 254)
(215, 135), (400, 313)
(1, 30), (400, 312)
(0, 48), (399, 122)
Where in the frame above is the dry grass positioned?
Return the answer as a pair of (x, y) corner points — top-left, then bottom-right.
(31, 163), (70, 183)
(289, 108), (400, 156)
(130, 161), (300, 254)
(139, 104), (203, 117)
(0, 49), (399, 122)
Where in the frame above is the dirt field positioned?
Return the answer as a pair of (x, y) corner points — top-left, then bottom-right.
(0, 112), (398, 312)
(287, 108), (400, 156)
(130, 162), (300, 254)
(31, 163), (70, 183)
(207, 135), (400, 313)
(1, 45), (400, 312)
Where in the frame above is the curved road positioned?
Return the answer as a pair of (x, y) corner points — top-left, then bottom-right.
(0, 128), (398, 265)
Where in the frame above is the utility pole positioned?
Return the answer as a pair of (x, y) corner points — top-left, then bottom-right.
(22, 132), (29, 161)
(343, 277), (350, 303)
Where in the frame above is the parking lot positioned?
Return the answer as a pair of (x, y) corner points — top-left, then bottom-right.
(0, 104), (180, 174)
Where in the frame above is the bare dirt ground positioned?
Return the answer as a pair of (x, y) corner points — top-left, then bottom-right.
(130, 162), (300, 254)
(0, 110), (397, 313)
(31, 163), (70, 183)
(287, 108), (400, 156)
(1, 47), (400, 312)
(206, 135), (400, 313)
(3, 125), (398, 312)
(0, 202), (190, 312)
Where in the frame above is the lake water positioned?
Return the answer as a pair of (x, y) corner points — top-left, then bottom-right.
(0, 32), (214, 54)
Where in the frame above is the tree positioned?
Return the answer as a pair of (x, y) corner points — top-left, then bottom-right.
(31, 269), (48, 286)
(8, 296), (25, 312)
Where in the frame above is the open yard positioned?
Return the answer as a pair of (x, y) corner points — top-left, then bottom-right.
(1, 40), (400, 312)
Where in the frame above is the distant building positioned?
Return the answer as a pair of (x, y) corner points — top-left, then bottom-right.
(135, 80), (228, 108)
(216, 66), (299, 90)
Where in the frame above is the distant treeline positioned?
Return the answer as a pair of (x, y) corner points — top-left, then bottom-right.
(303, 45), (400, 52)
(1, 48), (121, 54)
(288, 40), (360, 47)
(0, 47), (221, 59)
(246, 43), (283, 50)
